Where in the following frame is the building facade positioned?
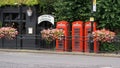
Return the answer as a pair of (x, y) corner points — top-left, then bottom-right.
(0, 5), (55, 49)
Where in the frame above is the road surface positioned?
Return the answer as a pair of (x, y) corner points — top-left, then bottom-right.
(0, 52), (120, 68)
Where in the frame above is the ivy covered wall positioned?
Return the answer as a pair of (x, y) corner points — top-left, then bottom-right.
(0, 0), (39, 6)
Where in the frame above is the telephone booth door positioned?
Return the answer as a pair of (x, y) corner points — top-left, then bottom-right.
(56, 21), (70, 51)
(84, 21), (99, 53)
(72, 21), (83, 52)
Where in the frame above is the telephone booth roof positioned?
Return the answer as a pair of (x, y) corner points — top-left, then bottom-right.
(72, 21), (83, 24)
(57, 20), (69, 24)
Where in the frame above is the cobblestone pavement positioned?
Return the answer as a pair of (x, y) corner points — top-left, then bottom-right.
(0, 52), (120, 68)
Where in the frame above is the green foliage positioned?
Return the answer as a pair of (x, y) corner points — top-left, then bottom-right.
(96, 0), (120, 30)
(39, 0), (55, 14)
(53, 0), (120, 31)
(100, 42), (117, 53)
(0, 0), (39, 6)
(1, 0), (120, 31)
(53, 0), (91, 23)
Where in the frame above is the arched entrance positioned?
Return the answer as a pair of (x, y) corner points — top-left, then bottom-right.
(36, 14), (55, 49)
(37, 21), (53, 32)
(36, 21), (55, 49)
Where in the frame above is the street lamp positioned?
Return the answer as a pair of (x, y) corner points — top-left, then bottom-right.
(27, 7), (33, 16)
(27, 7), (33, 35)
(90, 0), (96, 33)
(89, 0), (96, 52)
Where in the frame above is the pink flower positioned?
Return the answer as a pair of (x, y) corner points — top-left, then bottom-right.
(41, 29), (64, 42)
(92, 29), (115, 43)
(0, 27), (18, 39)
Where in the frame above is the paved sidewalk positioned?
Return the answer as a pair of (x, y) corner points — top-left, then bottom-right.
(0, 49), (120, 58)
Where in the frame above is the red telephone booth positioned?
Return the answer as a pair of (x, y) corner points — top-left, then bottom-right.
(56, 21), (70, 51)
(72, 21), (83, 52)
(84, 21), (99, 53)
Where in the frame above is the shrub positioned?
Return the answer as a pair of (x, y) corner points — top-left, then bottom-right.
(92, 29), (115, 42)
(92, 28), (117, 52)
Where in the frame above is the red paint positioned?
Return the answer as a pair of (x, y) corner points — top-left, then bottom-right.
(72, 21), (83, 52)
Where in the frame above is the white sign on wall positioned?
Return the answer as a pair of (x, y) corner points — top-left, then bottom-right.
(28, 27), (33, 34)
(38, 14), (54, 25)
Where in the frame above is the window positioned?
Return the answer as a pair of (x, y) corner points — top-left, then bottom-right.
(3, 13), (26, 34)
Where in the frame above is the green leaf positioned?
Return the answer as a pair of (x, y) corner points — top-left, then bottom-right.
(0, 0), (39, 6)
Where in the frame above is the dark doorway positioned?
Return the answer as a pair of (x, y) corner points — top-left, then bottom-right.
(38, 21), (53, 30)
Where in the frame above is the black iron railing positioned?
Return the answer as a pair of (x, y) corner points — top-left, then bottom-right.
(0, 35), (120, 54)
